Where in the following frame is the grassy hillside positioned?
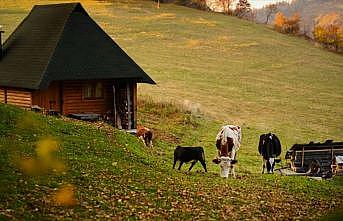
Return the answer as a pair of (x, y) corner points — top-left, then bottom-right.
(96, 0), (343, 143)
(0, 0), (342, 144)
(0, 103), (342, 220)
(0, 0), (342, 219)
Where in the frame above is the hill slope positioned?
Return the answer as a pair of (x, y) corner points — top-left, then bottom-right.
(0, 103), (342, 219)
(0, 0), (343, 219)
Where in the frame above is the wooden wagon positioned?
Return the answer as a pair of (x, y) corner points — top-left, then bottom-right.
(285, 140), (343, 174)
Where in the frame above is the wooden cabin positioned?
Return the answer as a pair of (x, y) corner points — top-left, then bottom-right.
(0, 3), (155, 130)
(285, 140), (343, 174)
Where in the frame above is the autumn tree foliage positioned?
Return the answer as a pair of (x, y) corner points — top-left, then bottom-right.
(274, 12), (286, 31)
(219, 0), (234, 15)
(313, 13), (343, 52)
(274, 12), (300, 34)
(234, 0), (252, 19)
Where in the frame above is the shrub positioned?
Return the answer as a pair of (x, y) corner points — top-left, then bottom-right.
(274, 12), (300, 34)
(313, 13), (343, 52)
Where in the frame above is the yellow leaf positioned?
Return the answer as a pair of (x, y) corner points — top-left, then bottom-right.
(20, 157), (38, 175)
(36, 137), (59, 159)
(53, 184), (77, 206)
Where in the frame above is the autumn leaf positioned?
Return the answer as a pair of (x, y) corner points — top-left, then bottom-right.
(36, 137), (59, 160)
(53, 184), (77, 207)
(20, 157), (39, 175)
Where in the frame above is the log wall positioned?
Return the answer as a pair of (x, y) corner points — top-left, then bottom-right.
(62, 80), (114, 115)
(2, 88), (32, 108)
(0, 87), (5, 103)
(1, 80), (138, 130)
(32, 81), (61, 112)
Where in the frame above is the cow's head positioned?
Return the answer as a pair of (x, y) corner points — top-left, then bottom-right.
(265, 157), (281, 173)
(219, 156), (237, 178)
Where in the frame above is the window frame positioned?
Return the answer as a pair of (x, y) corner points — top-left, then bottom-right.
(83, 81), (104, 100)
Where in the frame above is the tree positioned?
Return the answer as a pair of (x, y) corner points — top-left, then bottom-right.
(265, 3), (278, 24)
(234, 0), (252, 19)
(313, 13), (343, 52)
(219, 0), (234, 15)
(274, 12), (300, 34)
(285, 13), (300, 34)
(274, 12), (286, 32)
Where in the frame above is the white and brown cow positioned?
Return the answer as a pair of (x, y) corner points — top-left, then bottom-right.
(258, 133), (282, 174)
(137, 125), (153, 147)
(213, 125), (242, 178)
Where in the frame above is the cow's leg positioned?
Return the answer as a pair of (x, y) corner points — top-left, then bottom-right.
(144, 136), (150, 147)
(188, 161), (197, 171)
(173, 159), (177, 169)
(199, 159), (207, 172)
(262, 159), (265, 174)
(231, 165), (236, 178)
(178, 161), (184, 170)
(139, 136), (145, 145)
(230, 148), (236, 160)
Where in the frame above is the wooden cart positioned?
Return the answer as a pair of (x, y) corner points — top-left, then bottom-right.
(285, 140), (343, 174)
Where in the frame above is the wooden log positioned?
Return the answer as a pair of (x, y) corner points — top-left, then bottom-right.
(6, 89), (32, 108)
(0, 88), (5, 103)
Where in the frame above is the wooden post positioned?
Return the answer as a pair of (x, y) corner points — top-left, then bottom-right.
(301, 146), (304, 168)
(0, 28), (4, 59)
(127, 82), (131, 130)
(132, 83), (137, 129)
(113, 84), (117, 128)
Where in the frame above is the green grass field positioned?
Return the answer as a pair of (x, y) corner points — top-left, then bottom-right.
(0, 0), (342, 219)
(0, 102), (342, 220)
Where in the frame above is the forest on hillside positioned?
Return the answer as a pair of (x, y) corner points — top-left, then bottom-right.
(255, 0), (343, 37)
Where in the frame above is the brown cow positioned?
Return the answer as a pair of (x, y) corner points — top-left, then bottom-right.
(137, 125), (153, 147)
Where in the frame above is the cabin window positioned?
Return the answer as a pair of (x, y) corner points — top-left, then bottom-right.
(84, 84), (93, 99)
(95, 82), (103, 98)
(83, 82), (104, 99)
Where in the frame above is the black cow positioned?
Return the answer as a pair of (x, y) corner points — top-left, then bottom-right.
(258, 133), (282, 174)
(173, 146), (207, 172)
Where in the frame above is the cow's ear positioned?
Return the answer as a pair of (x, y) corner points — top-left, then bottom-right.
(231, 160), (238, 164)
(275, 159), (281, 163)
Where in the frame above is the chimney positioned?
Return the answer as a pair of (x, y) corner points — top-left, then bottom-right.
(0, 25), (4, 59)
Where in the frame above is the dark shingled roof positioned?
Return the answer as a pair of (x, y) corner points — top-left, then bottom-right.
(0, 3), (155, 90)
